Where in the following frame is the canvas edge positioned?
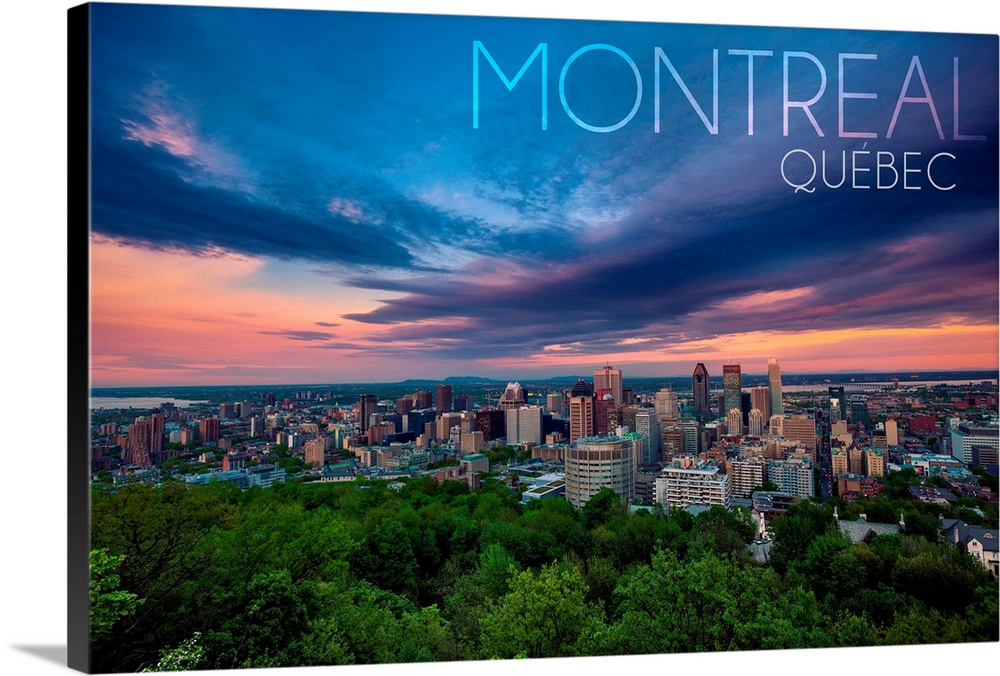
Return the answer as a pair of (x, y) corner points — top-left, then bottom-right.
(68, 2), (92, 673)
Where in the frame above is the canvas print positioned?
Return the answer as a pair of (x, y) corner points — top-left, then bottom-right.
(70, 1), (999, 673)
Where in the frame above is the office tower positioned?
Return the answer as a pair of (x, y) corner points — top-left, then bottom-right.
(594, 364), (623, 406)
(849, 397), (870, 429)
(741, 392), (752, 427)
(454, 394), (474, 411)
(568, 378), (595, 442)
(415, 391), (433, 409)
(565, 436), (635, 508)
(828, 386), (846, 422)
(506, 406), (543, 445)
(263, 392), (276, 407)
(634, 410), (662, 464)
(750, 386), (771, 422)
(654, 388), (680, 422)
(768, 358), (783, 416)
(396, 397), (414, 416)
(723, 363), (742, 421)
(359, 394), (378, 430)
(546, 393), (565, 418)
(782, 414), (818, 458)
(595, 390), (616, 435)
(499, 382), (526, 410)
(199, 416), (220, 443)
(621, 388), (637, 405)
(692, 363), (711, 418)
(436, 384), (453, 414)
(219, 402), (237, 419)
(748, 408), (765, 437)
(474, 409), (506, 442)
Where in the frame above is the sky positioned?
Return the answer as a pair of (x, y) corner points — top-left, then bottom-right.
(2, 3), (999, 676)
(85, 2), (999, 386)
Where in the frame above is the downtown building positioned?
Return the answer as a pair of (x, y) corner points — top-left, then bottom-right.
(768, 359), (783, 416)
(654, 460), (730, 510)
(691, 363), (712, 419)
(564, 436), (635, 508)
(768, 455), (814, 499)
(568, 378), (595, 443)
(594, 364), (623, 407)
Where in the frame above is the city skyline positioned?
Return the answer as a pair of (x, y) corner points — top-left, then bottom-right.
(86, 4), (998, 388)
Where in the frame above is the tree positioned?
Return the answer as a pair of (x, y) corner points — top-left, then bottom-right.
(479, 561), (603, 659)
(89, 549), (143, 644)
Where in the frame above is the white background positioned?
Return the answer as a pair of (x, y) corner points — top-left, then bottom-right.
(1, 1), (997, 675)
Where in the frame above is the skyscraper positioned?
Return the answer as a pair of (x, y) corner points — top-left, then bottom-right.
(654, 387), (679, 422)
(828, 386), (845, 422)
(499, 382), (526, 410)
(723, 363), (742, 419)
(692, 363), (711, 419)
(768, 359), (783, 416)
(594, 364), (623, 406)
(568, 378), (595, 443)
(435, 384), (453, 414)
(565, 436), (635, 508)
(359, 394), (378, 431)
(750, 386), (771, 421)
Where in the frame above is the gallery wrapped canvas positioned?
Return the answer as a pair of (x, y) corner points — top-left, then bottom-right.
(65, 1), (998, 675)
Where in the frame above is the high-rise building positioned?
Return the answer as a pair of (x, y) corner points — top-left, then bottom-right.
(885, 419), (899, 446)
(634, 409), (662, 465)
(727, 458), (765, 498)
(654, 388), (680, 422)
(595, 390), (616, 436)
(199, 416), (220, 443)
(453, 394), (474, 411)
(474, 409), (505, 441)
(546, 393), (565, 418)
(768, 359), (783, 416)
(499, 382), (526, 410)
(396, 397), (414, 415)
(849, 397), (870, 428)
(565, 436), (635, 508)
(748, 408), (765, 437)
(568, 378), (595, 443)
(594, 364), (623, 407)
(506, 406), (543, 445)
(750, 386), (771, 422)
(781, 414), (817, 457)
(304, 436), (328, 467)
(692, 363), (711, 419)
(436, 384), (453, 414)
(723, 363), (742, 420)
(726, 408), (743, 436)
(828, 386), (846, 423)
(359, 394), (378, 430)
(126, 413), (164, 467)
(415, 391), (433, 409)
